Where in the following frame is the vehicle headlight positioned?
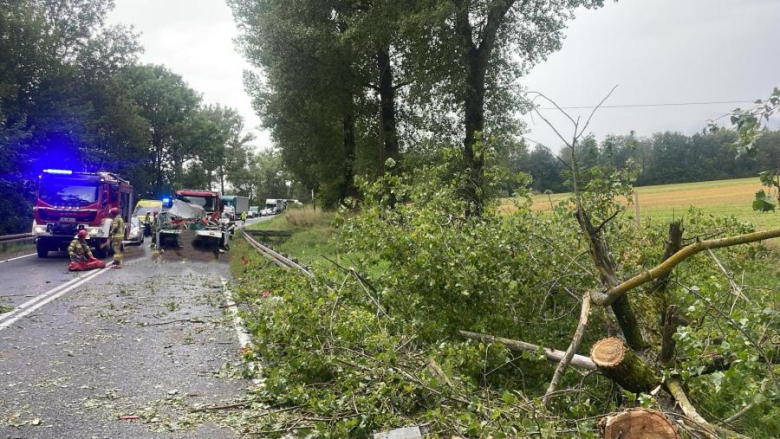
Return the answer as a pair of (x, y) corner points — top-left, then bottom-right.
(34, 225), (46, 234)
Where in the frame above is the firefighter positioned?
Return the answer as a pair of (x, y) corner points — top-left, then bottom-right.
(241, 210), (247, 225)
(150, 211), (159, 248)
(68, 230), (106, 271)
(109, 207), (124, 268)
(144, 212), (152, 236)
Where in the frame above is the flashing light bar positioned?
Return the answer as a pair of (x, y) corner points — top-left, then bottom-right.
(43, 169), (73, 175)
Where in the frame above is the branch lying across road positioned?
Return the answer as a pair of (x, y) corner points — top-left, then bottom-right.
(592, 228), (780, 307)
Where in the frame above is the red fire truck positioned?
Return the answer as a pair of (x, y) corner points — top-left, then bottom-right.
(32, 169), (134, 258)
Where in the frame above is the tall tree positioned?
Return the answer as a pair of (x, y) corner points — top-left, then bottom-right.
(406, 0), (606, 214)
(121, 64), (201, 196)
(0, 0), (144, 231)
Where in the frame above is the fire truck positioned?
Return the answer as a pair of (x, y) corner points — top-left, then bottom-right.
(32, 169), (134, 258)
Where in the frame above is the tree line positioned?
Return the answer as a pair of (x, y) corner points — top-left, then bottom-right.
(229, 0), (607, 210)
(506, 129), (780, 194)
(0, 0), (283, 234)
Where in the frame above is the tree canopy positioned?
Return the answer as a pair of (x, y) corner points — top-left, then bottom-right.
(0, 0), (258, 233)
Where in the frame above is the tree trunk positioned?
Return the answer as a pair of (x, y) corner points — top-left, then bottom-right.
(463, 45), (486, 217)
(377, 47), (398, 175)
(590, 337), (660, 393)
(341, 112), (358, 201)
(601, 409), (681, 439)
(575, 210), (647, 350)
(220, 164), (226, 194)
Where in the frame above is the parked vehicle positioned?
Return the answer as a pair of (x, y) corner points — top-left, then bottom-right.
(248, 206), (260, 218)
(129, 199), (163, 244)
(32, 169), (133, 258)
(222, 195), (250, 220)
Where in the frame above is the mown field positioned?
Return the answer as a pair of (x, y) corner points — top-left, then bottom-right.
(505, 177), (778, 230)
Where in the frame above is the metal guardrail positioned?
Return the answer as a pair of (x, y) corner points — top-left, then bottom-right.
(244, 230), (293, 237)
(0, 233), (33, 242)
(0, 233), (35, 253)
(0, 233), (35, 247)
(241, 230), (312, 277)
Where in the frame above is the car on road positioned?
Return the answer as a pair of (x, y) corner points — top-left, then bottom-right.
(130, 199), (163, 245)
(127, 216), (144, 245)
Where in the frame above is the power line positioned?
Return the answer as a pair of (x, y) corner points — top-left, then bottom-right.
(537, 100), (754, 110)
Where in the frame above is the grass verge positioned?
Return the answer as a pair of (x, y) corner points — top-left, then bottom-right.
(231, 207), (337, 279)
(0, 241), (35, 260)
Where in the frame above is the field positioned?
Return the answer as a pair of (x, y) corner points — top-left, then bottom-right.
(506, 177), (778, 230)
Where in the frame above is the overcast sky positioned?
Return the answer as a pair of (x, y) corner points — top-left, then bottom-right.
(109, 0), (780, 153)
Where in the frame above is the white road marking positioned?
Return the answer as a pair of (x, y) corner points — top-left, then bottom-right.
(0, 275), (84, 323)
(220, 276), (262, 383)
(0, 253), (36, 264)
(0, 267), (110, 331)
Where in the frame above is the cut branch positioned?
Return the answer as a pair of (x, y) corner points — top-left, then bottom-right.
(590, 337), (659, 393)
(593, 228), (780, 306)
(666, 378), (747, 439)
(543, 291), (591, 404)
(458, 330), (596, 370)
(601, 408), (681, 439)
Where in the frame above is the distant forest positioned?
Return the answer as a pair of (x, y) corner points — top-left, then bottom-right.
(505, 129), (780, 194)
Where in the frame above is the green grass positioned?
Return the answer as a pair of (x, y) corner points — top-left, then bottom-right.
(0, 241), (35, 259)
(244, 208), (338, 270)
(640, 203), (778, 230)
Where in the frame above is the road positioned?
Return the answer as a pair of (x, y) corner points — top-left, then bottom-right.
(0, 217), (272, 438)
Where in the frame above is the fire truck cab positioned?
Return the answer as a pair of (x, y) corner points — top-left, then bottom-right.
(32, 169), (134, 258)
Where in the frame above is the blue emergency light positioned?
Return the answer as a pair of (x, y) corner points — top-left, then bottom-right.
(162, 197), (173, 208)
(43, 169), (73, 175)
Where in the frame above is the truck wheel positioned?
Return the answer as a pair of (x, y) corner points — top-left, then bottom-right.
(36, 241), (49, 258)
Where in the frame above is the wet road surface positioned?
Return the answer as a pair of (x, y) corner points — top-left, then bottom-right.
(0, 228), (264, 438)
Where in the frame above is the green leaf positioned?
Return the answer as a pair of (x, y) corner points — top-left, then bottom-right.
(752, 198), (776, 213)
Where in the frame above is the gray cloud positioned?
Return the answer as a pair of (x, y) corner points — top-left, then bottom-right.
(522, 0), (780, 150)
(108, 0), (779, 155)
(107, 0), (272, 151)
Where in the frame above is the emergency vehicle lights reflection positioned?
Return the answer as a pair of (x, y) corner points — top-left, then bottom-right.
(43, 169), (73, 175)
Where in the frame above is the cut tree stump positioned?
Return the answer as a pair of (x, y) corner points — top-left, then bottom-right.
(590, 337), (660, 393)
(601, 409), (681, 439)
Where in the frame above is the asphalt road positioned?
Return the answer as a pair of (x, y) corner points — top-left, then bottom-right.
(0, 219), (272, 438)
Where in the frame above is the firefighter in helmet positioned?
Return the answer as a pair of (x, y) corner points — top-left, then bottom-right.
(109, 207), (124, 268)
(68, 230), (106, 271)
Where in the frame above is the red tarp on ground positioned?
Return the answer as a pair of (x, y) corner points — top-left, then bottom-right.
(68, 259), (106, 271)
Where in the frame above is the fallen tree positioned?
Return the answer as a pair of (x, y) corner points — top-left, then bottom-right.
(455, 90), (780, 437)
